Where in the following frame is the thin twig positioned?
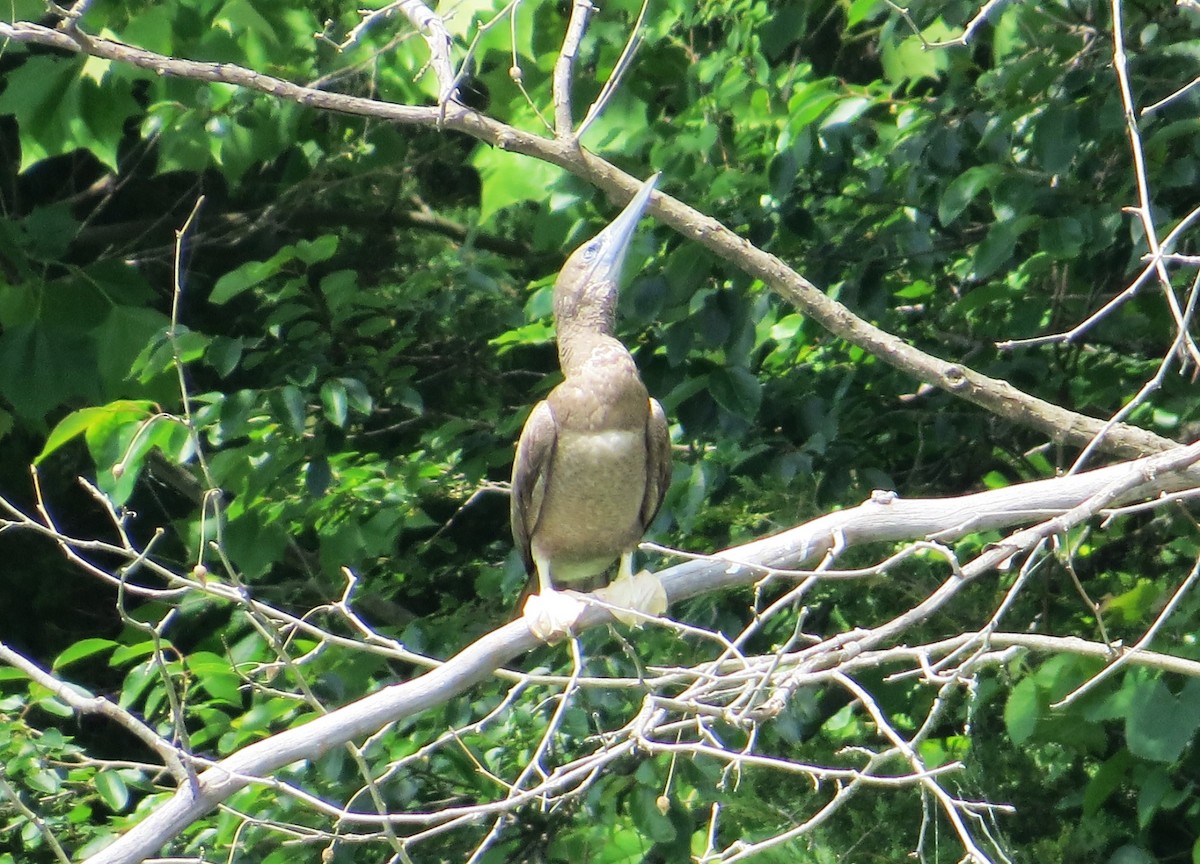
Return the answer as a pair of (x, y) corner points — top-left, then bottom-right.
(1054, 550), (1200, 708)
(552, 0), (593, 137)
(576, 0), (650, 138)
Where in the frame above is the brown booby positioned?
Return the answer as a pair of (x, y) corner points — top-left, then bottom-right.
(510, 174), (671, 640)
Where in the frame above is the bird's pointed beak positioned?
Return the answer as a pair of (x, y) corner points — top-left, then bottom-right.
(584, 173), (660, 281)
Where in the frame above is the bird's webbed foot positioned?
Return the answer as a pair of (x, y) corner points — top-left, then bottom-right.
(594, 569), (667, 627)
(523, 590), (589, 642)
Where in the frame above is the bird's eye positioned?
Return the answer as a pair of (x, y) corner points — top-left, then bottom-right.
(581, 243), (599, 262)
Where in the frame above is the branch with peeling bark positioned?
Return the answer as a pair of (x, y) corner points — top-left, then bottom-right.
(0, 441), (1194, 864)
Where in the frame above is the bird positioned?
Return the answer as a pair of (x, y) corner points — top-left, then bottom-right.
(510, 174), (672, 641)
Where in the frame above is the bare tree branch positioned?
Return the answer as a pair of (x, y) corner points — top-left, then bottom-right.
(49, 441), (1198, 864)
(0, 642), (191, 786)
(1109, 0), (1200, 367)
(552, 0), (592, 137)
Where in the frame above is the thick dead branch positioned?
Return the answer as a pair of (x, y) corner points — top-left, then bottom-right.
(73, 443), (1200, 864)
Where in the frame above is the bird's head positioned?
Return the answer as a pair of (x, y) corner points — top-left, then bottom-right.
(553, 173), (659, 332)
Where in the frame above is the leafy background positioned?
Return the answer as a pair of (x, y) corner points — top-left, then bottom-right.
(2, 0), (1200, 861)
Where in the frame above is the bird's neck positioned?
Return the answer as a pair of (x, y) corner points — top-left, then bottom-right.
(554, 281), (623, 377)
(557, 322), (631, 378)
(554, 281), (616, 335)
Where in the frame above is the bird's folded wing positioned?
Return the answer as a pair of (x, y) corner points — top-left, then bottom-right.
(510, 399), (557, 575)
(641, 397), (671, 529)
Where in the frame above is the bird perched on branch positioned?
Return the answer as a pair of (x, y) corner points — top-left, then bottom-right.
(510, 174), (671, 641)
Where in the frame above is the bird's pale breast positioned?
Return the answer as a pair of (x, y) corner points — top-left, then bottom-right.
(530, 362), (651, 583)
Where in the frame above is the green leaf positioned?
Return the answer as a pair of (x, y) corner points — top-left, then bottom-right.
(847, 0), (885, 27)
(214, 0), (281, 45)
(35, 696), (73, 718)
(320, 379), (349, 426)
(894, 279), (933, 299)
(1103, 579), (1162, 625)
(319, 270), (359, 314)
(306, 455), (333, 497)
(187, 651), (243, 706)
(954, 281), (1010, 316)
(880, 18), (953, 85)
(0, 280), (37, 328)
(472, 147), (563, 223)
(295, 234), (339, 265)
(36, 402), (154, 465)
(53, 638), (118, 670)
(787, 82), (839, 130)
(277, 385), (308, 433)
(95, 771), (130, 812)
(121, 4), (177, 54)
(172, 329), (212, 364)
(206, 336), (245, 378)
(971, 217), (1034, 281)
(94, 306), (172, 393)
(992, 3), (1034, 61)
(210, 250), (296, 304)
(398, 387), (424, 415)
(1126, 677), (1200, 763)
(1137, 766), (1171, 829)
(22, 203), (78, 259)
(339, 377), (373, 415)
(708, 367), (762, 418)
(110, 641), (159, 668)
(1034, 105), (1080, 174)
(131, 327), (211, 384)
(82, 409), (191, 504)
(37, 407), (112, 464)
(491, 321), (555, 352)
(1083, 751), (1129, 817)
(0, 321), (98, 425)
(0, 56), (140, 173)
(821, 96), (871, 128)
(222, 512), (289, 580)
(917, 736), (965, 770)
(770, 313), (804, 341)
(26, 768), (62, 795)
(982, 470), (1010, 489)
(630, 786), (676, 843)
(115, 665), (156, 715)
(1039, 217), (1085, 259)
(1004, 676), (1040, 744)
(938, 166), (1002, 227)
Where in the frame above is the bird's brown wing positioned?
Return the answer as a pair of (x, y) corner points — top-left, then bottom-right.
(640, 397), (672, 530)
(510, 400), (558, 576)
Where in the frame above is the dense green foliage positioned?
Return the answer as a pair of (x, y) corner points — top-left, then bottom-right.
(2, 0), (1200, 861)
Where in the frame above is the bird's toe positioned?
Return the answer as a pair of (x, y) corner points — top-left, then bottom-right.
(523, 590), (588, 642)
(595, 570), (667, 626)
